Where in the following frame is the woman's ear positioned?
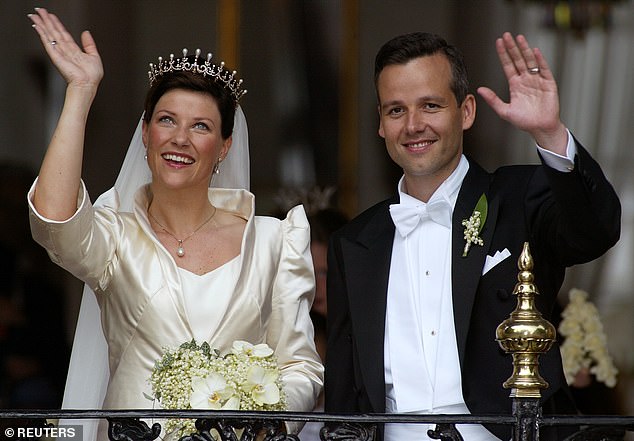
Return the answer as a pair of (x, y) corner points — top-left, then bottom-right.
(141, 119), (149, 148)
(221, 135), (233, 160)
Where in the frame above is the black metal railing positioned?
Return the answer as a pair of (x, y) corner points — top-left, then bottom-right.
(1, 408), (633, 441)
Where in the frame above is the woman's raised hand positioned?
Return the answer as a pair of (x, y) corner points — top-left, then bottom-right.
(28, 8), (103, 90)
(28, 8), (104, 221)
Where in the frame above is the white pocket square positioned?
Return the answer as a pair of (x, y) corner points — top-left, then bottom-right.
(482, 248), (511, 275)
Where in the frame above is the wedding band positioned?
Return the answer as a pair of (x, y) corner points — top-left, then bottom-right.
(50, 40), (57, 45)
(528, 67), (540, 74)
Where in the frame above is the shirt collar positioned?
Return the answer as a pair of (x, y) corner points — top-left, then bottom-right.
(396, 154), (470, 208)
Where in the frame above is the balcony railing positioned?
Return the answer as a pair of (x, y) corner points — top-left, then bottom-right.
(1, 408), (634, 440)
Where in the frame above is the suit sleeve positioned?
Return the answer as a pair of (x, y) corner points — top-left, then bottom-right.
(531, 138), (621, 266)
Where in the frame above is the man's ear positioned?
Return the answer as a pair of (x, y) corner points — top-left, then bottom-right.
(377, 105), (386, 139)
(461, 94), (476, 130)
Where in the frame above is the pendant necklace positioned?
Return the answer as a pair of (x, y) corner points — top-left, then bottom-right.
(149, 206), (217, 257)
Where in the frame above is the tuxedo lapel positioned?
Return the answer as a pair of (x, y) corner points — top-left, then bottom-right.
(451, 160), (498, 367)
(342, 198), (396, 412)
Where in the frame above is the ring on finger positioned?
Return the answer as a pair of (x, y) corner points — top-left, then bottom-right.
(528, 66), (540, 74)
(50, 40), (57, 45)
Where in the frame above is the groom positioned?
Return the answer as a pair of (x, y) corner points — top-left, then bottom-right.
(324, 32), (620, 441)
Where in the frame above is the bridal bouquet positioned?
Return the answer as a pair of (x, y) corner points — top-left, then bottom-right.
(147, 339), (287, 438)
(558, 288), (618, 388)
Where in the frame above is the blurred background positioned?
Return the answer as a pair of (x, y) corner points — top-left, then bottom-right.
(1, 0), (633, 422)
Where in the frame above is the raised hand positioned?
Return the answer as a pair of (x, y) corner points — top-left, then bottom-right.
(477, 32), (567, 154)
(27, 8), (104, 221)
(28, 8), (103, 91)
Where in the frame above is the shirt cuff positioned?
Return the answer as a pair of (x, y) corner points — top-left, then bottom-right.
(536, 129), (576, 172)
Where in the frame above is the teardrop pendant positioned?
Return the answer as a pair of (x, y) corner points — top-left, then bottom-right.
(148, 208), (216, 259)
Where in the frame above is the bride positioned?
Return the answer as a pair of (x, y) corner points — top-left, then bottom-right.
(27, 8), (323, 441)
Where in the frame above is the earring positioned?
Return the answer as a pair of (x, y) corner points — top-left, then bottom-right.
(213, 157), (223, 174)
(144, 153), (148, 160)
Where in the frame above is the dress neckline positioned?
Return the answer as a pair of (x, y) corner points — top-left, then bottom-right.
(177, 254), (240, 278)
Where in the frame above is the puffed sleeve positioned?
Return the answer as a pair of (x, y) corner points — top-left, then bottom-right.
(28, 179), (122, 292)
(266, 205), (324, 433)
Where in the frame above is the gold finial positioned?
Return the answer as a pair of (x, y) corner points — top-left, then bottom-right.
(496, 242), (556, 398)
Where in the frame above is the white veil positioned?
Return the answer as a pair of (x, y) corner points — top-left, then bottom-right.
(61, 106), (250, 440)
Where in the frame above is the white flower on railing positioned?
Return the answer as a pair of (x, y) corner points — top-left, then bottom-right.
(558, 288), (618, 388)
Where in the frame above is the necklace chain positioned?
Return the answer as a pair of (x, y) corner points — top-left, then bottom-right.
(149, 206), (217, 257)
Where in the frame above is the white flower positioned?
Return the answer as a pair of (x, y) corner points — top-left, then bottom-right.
(559, 288), (618, 388)
(242, 365), (281, 405)
(461, 193), (487, 257)
(462, 211), (484, 256)
(190, 374), (239, 410)
(231, 340), (274, 358)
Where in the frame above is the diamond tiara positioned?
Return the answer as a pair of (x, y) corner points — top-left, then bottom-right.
(147, 48), (247, 103)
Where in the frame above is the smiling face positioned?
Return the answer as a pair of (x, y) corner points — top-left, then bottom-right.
(377, 53), (475, 200)
(142, 88), (232, 193)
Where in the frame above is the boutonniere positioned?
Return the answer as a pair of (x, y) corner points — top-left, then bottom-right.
(461, 193), (487, 257)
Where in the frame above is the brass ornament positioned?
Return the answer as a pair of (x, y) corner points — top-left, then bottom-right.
(496, 242), (556, 398)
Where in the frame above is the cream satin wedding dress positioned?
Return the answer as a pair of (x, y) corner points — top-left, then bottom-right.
(28, 107), (323, 441)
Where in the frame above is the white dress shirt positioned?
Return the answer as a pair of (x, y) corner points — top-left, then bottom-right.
(385, 155), (499, 440)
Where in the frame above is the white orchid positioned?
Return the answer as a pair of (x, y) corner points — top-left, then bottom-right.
(231, 340), (274, 358)
(190, 374), (239, 410)
(242, 365), (280, 405)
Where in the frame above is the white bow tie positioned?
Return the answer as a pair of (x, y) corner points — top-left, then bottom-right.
(389, 198), (452, 237)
